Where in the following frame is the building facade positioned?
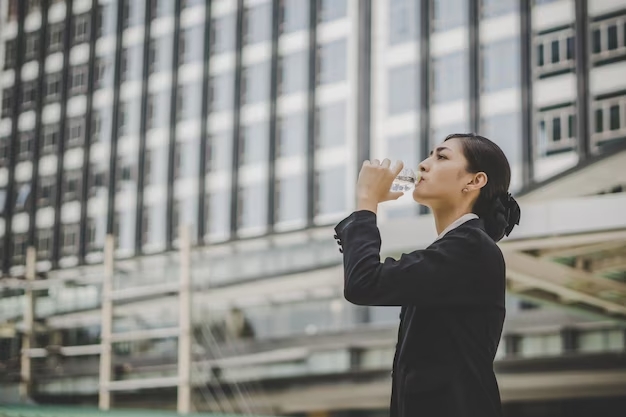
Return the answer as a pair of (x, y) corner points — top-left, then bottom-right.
(1, 0), (626, 416)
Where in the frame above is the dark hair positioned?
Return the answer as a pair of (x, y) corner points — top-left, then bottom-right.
(444, 133), (520, 242)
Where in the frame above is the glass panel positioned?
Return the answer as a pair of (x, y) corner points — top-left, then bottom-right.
(275, 175), (306, 223)
(241, 121), (269, 165)
(432, 51), (467, 103)
(433, 0), (467, 32)
(389, 0), (419, 45)
(147, 91), (170, 131)
(209, 72), (235, 113)
(550, 40), (559, 63)
(180, 24), (204, 64)
(480, 0), (517, 19)
(595, 108), (604, 133)
(177, 82), (203, 121)
(609, 105), (620, 130)
(280, 50), (308, 95)
(278, 112), (307, 157)
(207, 131), (233, 172)
(207, 189), (231, 238)
(387, 133), (419, 171)
(568, 114), (576, 138)
(537, 43), (544, 67)
(481, 113), (523, 192)
(318, 39), (347, 85)
(238, 183), (268, 230)
(316, 101), (346, 149)
(242, 61), (271, 105)
(592, 28), (601, 54)
(280, 0), (309, 34)
(388, 64), (418, 115)
(121, 44), (143, 82)
(319, 0), (347, 22)
(481, 37), (519, 92)
(608, 24), (618, 50)
(566, 36), (575, 60)
(579, 330), (604, 353)
(151, 35), (174, 74)
(244, 2), (272, 45)
(316, 166), (346, 216)
(552, 116), (561, 141)
(211, 13), (236, 54)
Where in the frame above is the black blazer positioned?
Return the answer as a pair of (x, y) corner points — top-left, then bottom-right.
(334, 210), (506, 417)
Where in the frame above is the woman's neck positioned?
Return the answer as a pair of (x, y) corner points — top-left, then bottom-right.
(432, 206), (474, 236)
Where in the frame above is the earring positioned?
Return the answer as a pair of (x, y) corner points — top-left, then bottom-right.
(463, 188), (469, 193)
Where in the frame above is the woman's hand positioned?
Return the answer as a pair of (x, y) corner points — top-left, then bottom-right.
(356, 159), (404, 214)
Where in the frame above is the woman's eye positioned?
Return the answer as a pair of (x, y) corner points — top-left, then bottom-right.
(437, 154), (446, 160)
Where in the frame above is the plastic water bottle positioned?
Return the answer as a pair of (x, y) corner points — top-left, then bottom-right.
(391, 168), (419, 192)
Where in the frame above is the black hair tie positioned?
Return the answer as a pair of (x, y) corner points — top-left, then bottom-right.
(500, 192), (521, 237)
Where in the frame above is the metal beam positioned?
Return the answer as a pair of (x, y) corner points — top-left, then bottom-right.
(98, 235), (114, 410)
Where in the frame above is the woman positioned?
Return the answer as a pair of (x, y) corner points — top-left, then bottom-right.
(334, 133), (521, 417)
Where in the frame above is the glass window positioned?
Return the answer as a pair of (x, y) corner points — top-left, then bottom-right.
(209, 73), (235, 113)
(481, 112), (523, 191)
(432, 51), (467, 103)
(21, 81), (38, 111)
(592, 29), (601, 54)
(66, 116), (85, 147)
(240, 122), (269, 165)
(122, 0), (145, 29)
(146, 92), (170, 131)
(180, 24), (204, 64)
(1, 88), (13, 117)
(3, 39), (17, 69)
(388, 64), (418, 115)
(211, 14), (236, 54)
(41, 124), (59, 155)
(242, 61), (271, 105)
(519, 333), (562, 358)
(206, 190), (231, 238)
(61, 223), (80, 256)
(481, 38), (519, 92)
(44, 72), (62, 102)
(480, 0), (517, 19)
(278, 112), (307, 157)
(595, 108), (603, 133)
(24, 31), (40, 62)
(550, 40), (559, 63)
(150, 0), (175, 19)
(536, 43), (544, 67)
(244, 3), (272, 45)
(238, 183), (268, 230)
(174, 139), (200, 179)
(566, 36), (575, 60)
(63, 170), (82, 202)
(607, 24), (618, 50)
(279, 51), (308, 95)
(318, 0), (347, 22)
(47, 22), (64, 52)
(18, 131), (35, 161)
(72, 13), (90, 45)
(387, 133), (419, 170)
(142, 204), (166, 248)
(97, 2), (118, 37)
(177, 82), (202, 121)
(280, 0), (309, 34)
(70, 64), (89, 95)
(144, 145), (169, 186)
(316, 101), (346, 149)
(206, 131), (233, 172)
(121, 45), (143, 82)
(432, 0), (467, 32)
(149, 35), (174, 74)
(315, 166), (346, 216)
(317, 40), (347, 85)
(609, 105), (620, 130)
(37, 228), (53, 259)
(95, 54), (115, 89)
(389, 0), (419, 45)
(579, 329), (625, 353)
(275, 175), (306, 224)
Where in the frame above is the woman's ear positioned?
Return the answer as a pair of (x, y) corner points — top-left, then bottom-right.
(467, 172), (488, 192)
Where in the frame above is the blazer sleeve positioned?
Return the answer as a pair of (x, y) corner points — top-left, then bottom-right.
(334, 210), (500, 307)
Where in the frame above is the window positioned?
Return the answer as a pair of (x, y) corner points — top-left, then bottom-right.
(480, 112), (523, 191)
(432, 0), (467, 32)
(45, 72), (62, 102)
(37, 229), (53, 259)
(279, 0), (308, 34)
(480, 0), (517, 19)
(206, 132), (232, 172)
(242, 61), (271, 105)
(592, 95), (626, 148)
(3, 40), (17, 69)
(314, 166), (346, 216)
(177, 83), (202, 121)
(72, 13), (90, 45)
(535, 105), (577, 157)
(206, 190), (231, 239)
(95, 57), (113, 89)
(209, 73), (235, 112)
(240, 122), (269, 165)
(61, 223), (80, 256)
(15, 183), (31, 211)
(66, 117), (85, 147)
(275, 175), (306, 224)
(38, 176), (56, 207)
(389, 0), (419, 45)
(42, 124), (60, 154)
(0, 138), (9, 167)
(244, 3), (272, 45)
(211, 14), (236, 54)
(12, 234), (28, 265)
(481, 38), (520, 92)
(21, 81), (38, 111)
(278, 51), (308, 95)
(27, 0), (41, 14)
(318, 0), (347, 23)
(70, 64), (88, 95)
(432, 51), (467, 103)
(48, 22), (64, 52)
(237, 183), (268, 231)
(63, 170), (82, 202)
(25, 31), (40, 62)
(150, 0), (175, 19)
(8, 0), (18, 20)
(578, 329), (624, 353)
(315, 101), (346, 149)
(180, 25), (204, 64)
(317, 40), (347, 85)
(88, 169), (107, 197)
(148, 36), (173, 74)
(590, 16), (626, 61)
(277, 112), (307, 157)
(534, 29), (575, 74)
(2, 88), (13, 117)
(18, 131), (35, 161)
(518, 333), (562, 358)
(388, 64), (418, 115)
(387, 133), (419, 172)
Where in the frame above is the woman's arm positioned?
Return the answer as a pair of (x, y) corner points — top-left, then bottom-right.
(334, 210), (502, 307)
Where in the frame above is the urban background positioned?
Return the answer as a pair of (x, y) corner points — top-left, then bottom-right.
(1, 0), (626, 416)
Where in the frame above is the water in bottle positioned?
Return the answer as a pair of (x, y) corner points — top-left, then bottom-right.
(391, 168), (420, 192)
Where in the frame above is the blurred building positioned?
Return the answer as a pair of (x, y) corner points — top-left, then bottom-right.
(0, 0), (626, 416)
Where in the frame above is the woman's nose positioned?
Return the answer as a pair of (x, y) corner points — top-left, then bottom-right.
(418, 160), (428, 173)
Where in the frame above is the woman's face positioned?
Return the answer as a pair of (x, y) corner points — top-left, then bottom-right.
(412, 138), (473, 207)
